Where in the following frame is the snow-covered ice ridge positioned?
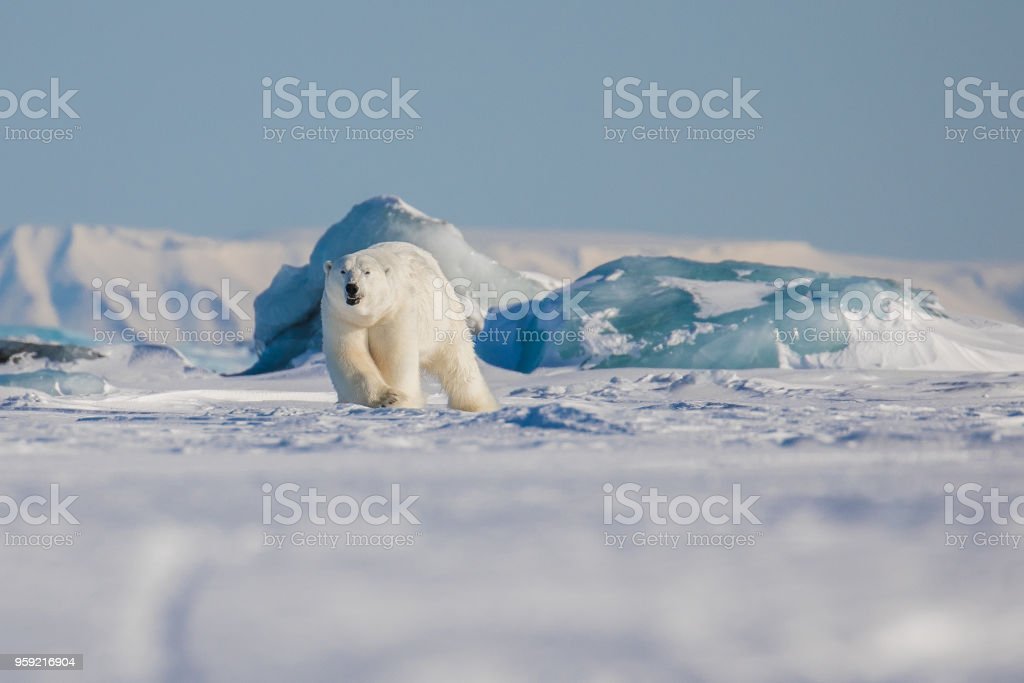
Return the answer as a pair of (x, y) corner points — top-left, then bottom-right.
(4, 196), (1024, 375)
(476, 226), (1024, 327)
(4, 198), (1024, 339)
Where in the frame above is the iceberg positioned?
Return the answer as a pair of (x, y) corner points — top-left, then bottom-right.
(247, 196), (549, 373)
(476, 255), (1024, 373)
(0, 369), (108, 396)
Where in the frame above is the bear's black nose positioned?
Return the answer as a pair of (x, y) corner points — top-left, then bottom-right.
(345, 283), (358, 296)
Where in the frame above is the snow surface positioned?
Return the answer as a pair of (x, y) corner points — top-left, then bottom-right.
(2, 355), (1024, 682)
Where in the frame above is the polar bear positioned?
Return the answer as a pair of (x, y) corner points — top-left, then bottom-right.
(320, 241), (499, 412)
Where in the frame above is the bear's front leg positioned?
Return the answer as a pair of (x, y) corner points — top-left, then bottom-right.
(367, 315), (425, 409)
(324, 327), (399, 408)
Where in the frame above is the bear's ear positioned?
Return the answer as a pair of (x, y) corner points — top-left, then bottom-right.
(323, 260), (333, 274)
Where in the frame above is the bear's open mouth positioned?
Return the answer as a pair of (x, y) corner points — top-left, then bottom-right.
(345, 296), (362, 306)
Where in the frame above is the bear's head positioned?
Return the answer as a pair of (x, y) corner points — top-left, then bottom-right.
(323, 252), (394, 326)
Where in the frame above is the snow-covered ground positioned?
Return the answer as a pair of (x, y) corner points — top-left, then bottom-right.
(2, 356), (1024, 682)
(3, 199), (1024, 682)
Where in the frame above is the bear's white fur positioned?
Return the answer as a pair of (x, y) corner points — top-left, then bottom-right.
(320, 241), (499, 412)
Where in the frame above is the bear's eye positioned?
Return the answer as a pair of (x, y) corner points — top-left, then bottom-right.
(339, 269), (346, 274)
(364, 270), (371, 275)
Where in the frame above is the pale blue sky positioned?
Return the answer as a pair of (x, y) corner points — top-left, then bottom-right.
(1, 0), (1021, 259)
